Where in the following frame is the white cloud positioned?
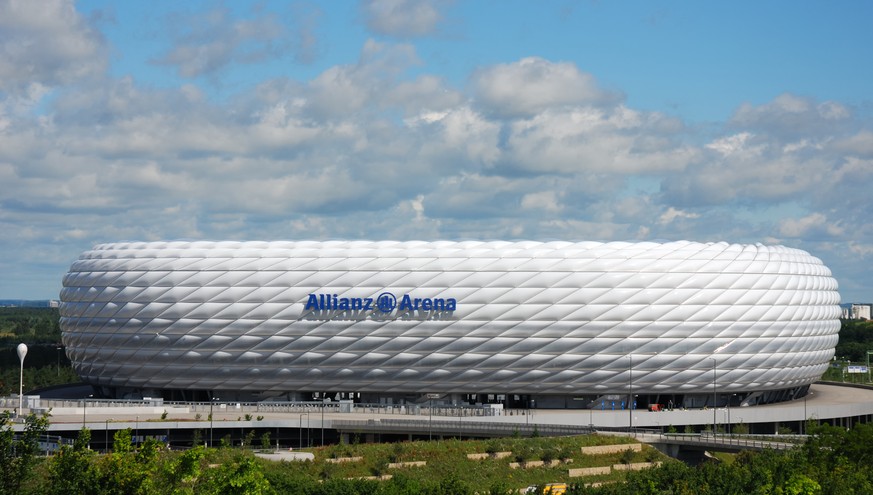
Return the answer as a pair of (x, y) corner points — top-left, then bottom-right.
(154, 6), (288, 78)
(730, 94), (851, 138)
(849, 242), (873, 258)
(658, 207), (700, 225)
(361, 0), (448, 38)
(705, 132), (754, 156)
(0, 0), (106, 93)
(520, 191), (562, 213)
(471, 57), (621, 118)
(777, 213), (844, 239)
(833, 130), (873, 156)
(497, 106), (698, 174)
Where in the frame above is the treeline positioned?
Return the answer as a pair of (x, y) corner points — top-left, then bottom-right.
(836, 319), (873, 362)
(0, 307), (61, 345)
(0, 366), (80, 396)
(0, 308), (77, 394)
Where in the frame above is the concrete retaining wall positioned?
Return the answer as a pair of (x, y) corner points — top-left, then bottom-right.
(568, 466), (611, 477)
(467, 451), (512, 460)
(325, 456), (362, 463)
(580, 443), (641, 455)
(612, 462), (661, 471)
(387, 461), (426, 468)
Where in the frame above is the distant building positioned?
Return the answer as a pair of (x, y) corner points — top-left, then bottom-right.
(0, 299), (59, 308)
(844, 303), (872, 320)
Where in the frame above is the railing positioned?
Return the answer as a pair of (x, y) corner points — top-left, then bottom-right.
(2, 396), (516, 419)
(649, 432), (804, 450)
(332, 419), (595, 437)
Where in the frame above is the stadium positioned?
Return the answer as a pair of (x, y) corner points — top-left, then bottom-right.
(59, 240), (841, 410)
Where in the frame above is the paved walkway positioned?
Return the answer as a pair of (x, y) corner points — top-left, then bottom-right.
(7, 383), (873, 435)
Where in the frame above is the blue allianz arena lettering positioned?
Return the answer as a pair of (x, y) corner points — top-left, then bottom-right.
(302, 292), (457, 321)
(305, 294), (374, 311)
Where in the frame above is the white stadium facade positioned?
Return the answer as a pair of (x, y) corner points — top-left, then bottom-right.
(59, 240), (841, 409)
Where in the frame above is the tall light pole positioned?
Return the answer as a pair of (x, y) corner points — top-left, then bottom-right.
(17, 343), (27, 417)
(298, 413), (309, 449)
(803, 391), (811, 435)
(728, 394), (736, 435)
(56, 346), (62, 377)
(82, 394), (92, 429)
(628, 354), (633, 431)
(321, 398), (328, 446)
(210, 397), (219, 447)
(710, 358), (717, 436)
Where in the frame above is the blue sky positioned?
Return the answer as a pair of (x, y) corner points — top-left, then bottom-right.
(1, 0), (872, 302)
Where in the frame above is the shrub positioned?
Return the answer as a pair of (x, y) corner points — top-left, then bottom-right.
(370, 458), (389, 477)
(389, 442), (405, 463)
(514, 444), (535, 465)
(541, 447), (556, 464)
(485, 439), (500, 455)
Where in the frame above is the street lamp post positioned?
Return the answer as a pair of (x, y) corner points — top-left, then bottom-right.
(17, 343), (27, 417)
(458, 406), (463, 439)
(321, 398), (328, 446)
(82, 394), (93, 429)
(728, 394), (736, 435)
(710, 358), (717, 436)
(56, 346), (62, 377)
(298, 413), (309, 449)
(210, 397), (220, 447)
(803, 391), (811, 434)
(628, 354), (633, 431)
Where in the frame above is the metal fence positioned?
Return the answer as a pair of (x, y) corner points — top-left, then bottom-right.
(332, 418), (595, 438)
(652, 432), (803, 451)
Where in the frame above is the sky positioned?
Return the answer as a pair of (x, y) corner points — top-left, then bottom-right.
(0, 0), (871, 302)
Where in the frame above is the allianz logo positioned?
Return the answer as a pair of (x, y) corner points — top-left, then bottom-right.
(302, 291), (457, 321)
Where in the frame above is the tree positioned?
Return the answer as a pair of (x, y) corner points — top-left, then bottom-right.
(202, 454), (271, 495)
(96, 429), (160, 495)
(259, 431), (271, 451)
(0, 411), (49, 495)
(45, 428), (100, 495)
(161, 445), (206, 494)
